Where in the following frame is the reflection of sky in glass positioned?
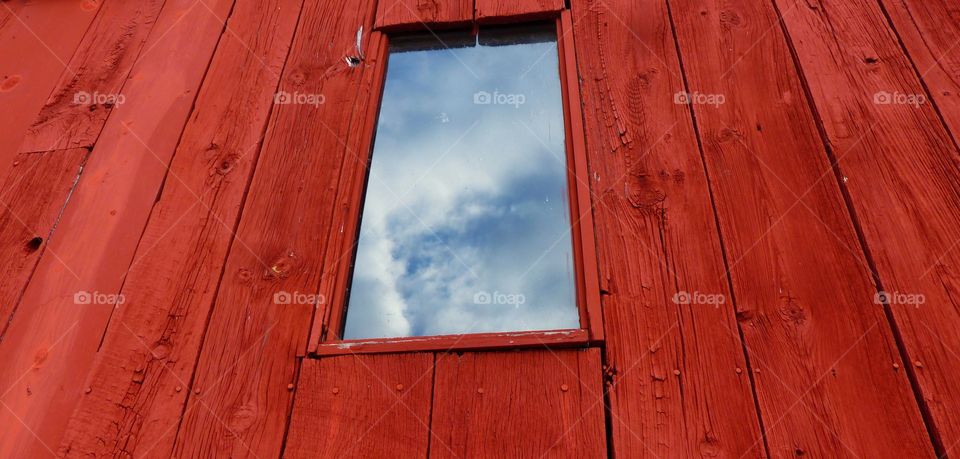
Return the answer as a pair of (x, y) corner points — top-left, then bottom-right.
(342, 25), (578, 339)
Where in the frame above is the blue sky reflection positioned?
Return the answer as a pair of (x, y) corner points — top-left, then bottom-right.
(343, 26), (579, 339)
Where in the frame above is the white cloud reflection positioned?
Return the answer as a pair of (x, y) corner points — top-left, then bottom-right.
(342, 26), (579, 339)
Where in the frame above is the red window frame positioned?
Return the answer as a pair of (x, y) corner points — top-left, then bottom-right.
(310, 11), (601, 356)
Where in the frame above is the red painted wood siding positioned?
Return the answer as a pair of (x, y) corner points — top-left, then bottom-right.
(569, 0), (765, 455)
(171, 0), (378, 456)
(669, 0), (933, 456)
(775, 0), (960, 451)
(57, 0), (303, 455)
(0, 149), (87, 337)
(475, 0), (563, 22)
(375, 0), (473, 30)
(284, 354), (433, 458)
(882, 0), (960, 142)
(431, 349), (606, 458)
(17, 0), (165, 153)
(0, 1), (236, 455)
(0, 0), (99, 184)
(0, 1), (957, 457)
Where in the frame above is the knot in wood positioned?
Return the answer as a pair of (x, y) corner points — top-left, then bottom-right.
(719, 10), (743, 30)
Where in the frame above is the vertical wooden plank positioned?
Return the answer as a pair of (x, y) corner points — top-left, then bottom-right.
(559, 11), (604, 342)
(56, 0), (304, 457)
(284, 354), (433, 458)
(0, 0), (100, 181)
(668, 0), (935, 457)
(16, 0), (166, 153)
(475, 0), (564, 23)
(773, 0), (960, 452)
(430, 349), (606, 458)
(0, 1), (236, 456)
(309, 31), (387, 349)
(569, 0), (765, 456)
(0, 149), (87, 334)
(170, 1), (379, 457)
(374, 0), (473, 30)
(881, 0), (960, 144)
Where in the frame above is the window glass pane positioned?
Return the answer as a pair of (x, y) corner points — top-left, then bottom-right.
(343, 24), (578, 339)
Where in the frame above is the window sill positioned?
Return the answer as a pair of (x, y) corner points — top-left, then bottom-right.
(313, 329), (591, 356)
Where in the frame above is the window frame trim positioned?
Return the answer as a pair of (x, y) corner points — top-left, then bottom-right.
(311, 11), (602, 356)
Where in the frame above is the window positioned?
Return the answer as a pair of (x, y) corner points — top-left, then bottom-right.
(318, 16), (601, 353)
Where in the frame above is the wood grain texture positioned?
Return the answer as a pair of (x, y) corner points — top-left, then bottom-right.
(668, 0), (935, 456)
(56, 0), (303, 456)
(430, 349), (606, 458)
(0, 149), (87, 336)
(284, 354), (433, 458)
(881, 0), (960, 144)
(0, 0), (99, 183)
(773, 0), (960, 452)
(475, 0), (563, 22)
(374, 0), (472, 30)
(16, 0), (165, 153)
(170, 1), (379, 456)
(569, 1), (765, 456)
(558, 11), (605, 342)
(0, 1), (235, 456)
(308, 31), (387, 349)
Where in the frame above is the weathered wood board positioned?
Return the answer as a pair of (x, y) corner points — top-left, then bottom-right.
(375, 0), (473, 30)
(430, 349), (606, 458)
(57, 0), (303, 456)
(669, 0), (935, 456)
(775, 0), (960, 452)
(284, 354), (433, 458)
(0, 0), (236, 455)
(170, 1), (381, 457)
(569, 0), (766, 456)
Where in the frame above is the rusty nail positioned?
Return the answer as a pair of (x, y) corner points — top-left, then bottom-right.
(194, 388), (201, 394)
(84, 387), (92, 394)
(332, 387), (340, 394)
(893, 363), (900, 370)
(561, 384), (569, 392)
(175, 386), (183, 392)
(287, 383), (295, 391)
(477, 388), (484, 394)
(914, 361), (923, 368)
(735, 368), (742, 374)
(673, 370), (681, 376)
(395, 383), (404, 391)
